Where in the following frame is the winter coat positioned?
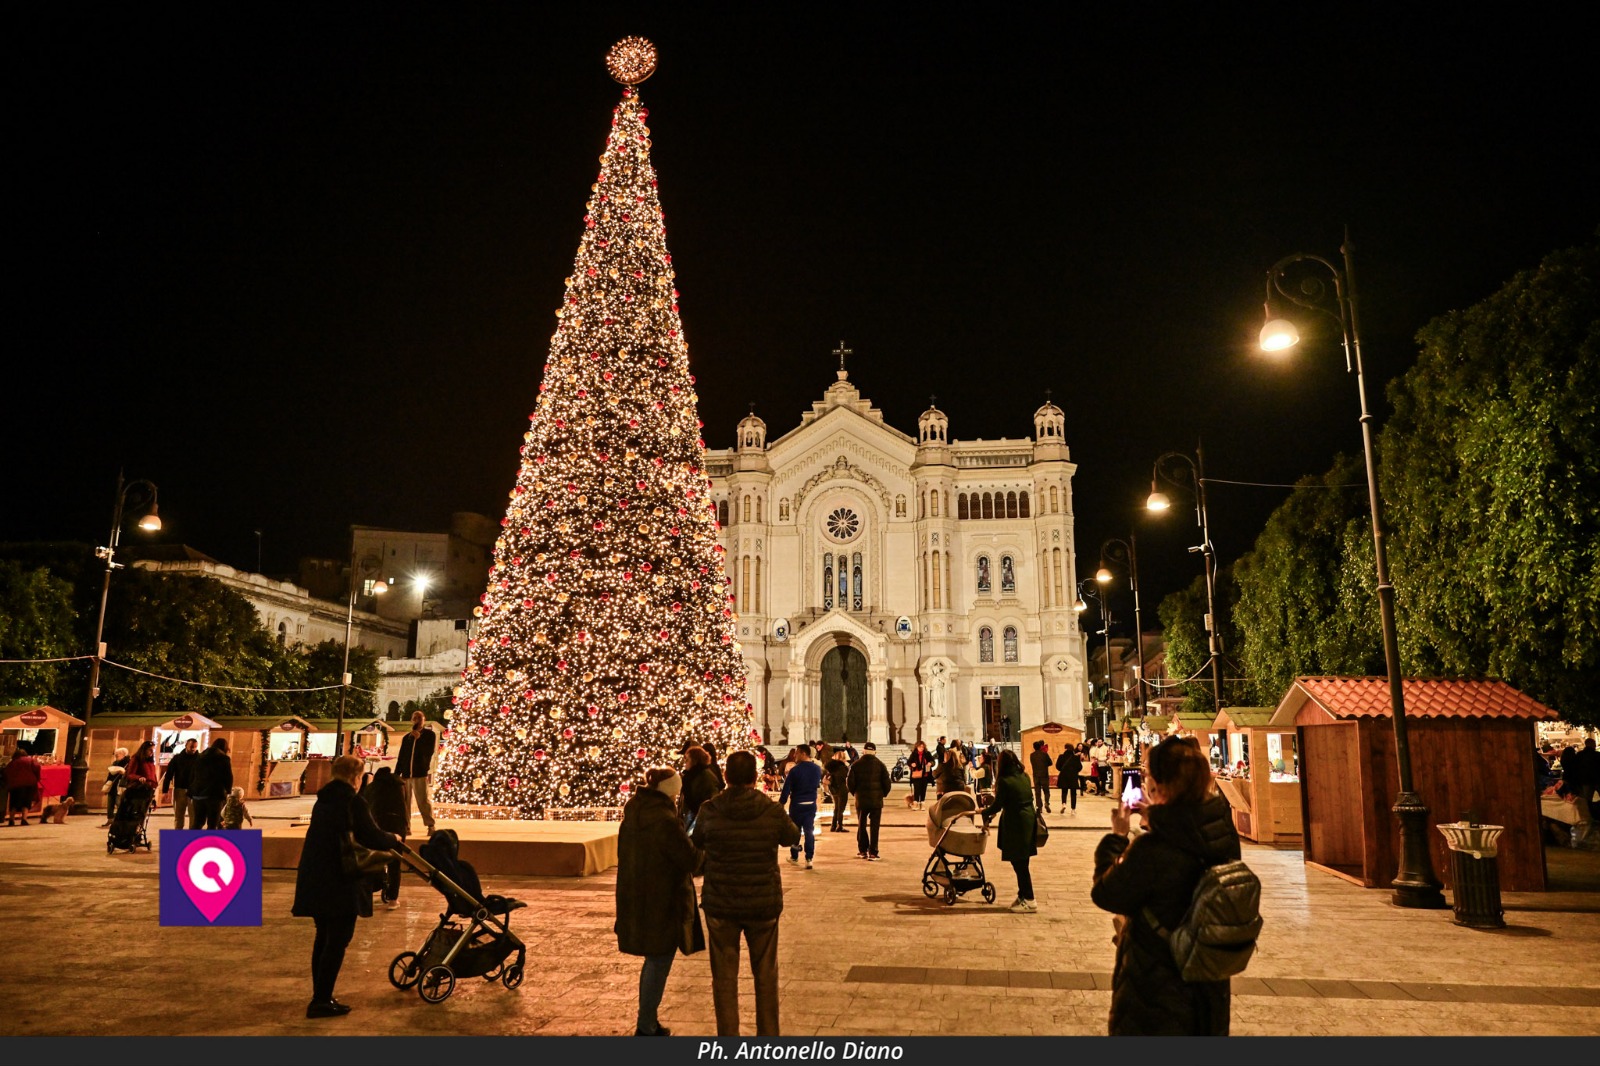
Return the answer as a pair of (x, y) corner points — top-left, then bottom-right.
(1090, 793), (1240, 1036)
(1056, 750), (1083, 780)
(935, 754), (968, 797)
(691, 786), (800, 923)
(779, 760), (823, 806)
(161, 749), (199, 791)
(825, 758), (850, 797)
(365, 770), (409, 837)
(848, 754), (891, 811)
(985, 769), (1037, 862)
(616, 787), (701, 956)
(188, 747), (234, 801)
(1029, 749), (1053, 786)
(681, 765), (722, 822)
(4, 752), (41, 796)
(126, 753), (160, 789)
(291, 778), (396, 920)
(907, 748), (934, 779)
(396, 727), (437, 778)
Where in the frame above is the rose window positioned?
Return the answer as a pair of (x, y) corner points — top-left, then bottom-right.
(826, 507), (860, 541)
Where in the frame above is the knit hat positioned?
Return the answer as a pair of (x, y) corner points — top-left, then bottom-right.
(654, 770), (683, 799)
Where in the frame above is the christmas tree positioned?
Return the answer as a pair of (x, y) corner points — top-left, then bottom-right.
(435, 38), (752, 818)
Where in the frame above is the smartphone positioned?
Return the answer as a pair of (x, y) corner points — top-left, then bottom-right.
(1121, 776), (1143, 808)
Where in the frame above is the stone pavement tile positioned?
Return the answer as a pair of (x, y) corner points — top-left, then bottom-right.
(1230, 976), (1274, 997)
(1049, 971), (1095, 990)
(1305, 978), (1369, 999)
(1261, 977), (1322, 998)
(1348, 980), (1419, 1000)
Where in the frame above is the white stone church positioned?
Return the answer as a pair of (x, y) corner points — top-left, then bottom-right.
(707, 364), (1087, 747)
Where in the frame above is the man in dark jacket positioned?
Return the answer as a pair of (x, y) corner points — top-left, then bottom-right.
(825, 752), (850, 832)
(395, 711), (438, 837)
(692, 750), (800, 1036)
(778, 745), (823, 869)
(160, 738), (200, 830)
(616, 768), (700, 1036)
(847, 742), (891, 861)
(1029, 740), (1054, 814)
(1055, 745), (1083, 812)
(292, 754), (400, 1018)
(187, 738), (234, 831)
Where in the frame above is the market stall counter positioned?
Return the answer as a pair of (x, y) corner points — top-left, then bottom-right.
(207, 716), (314, 800)
(1210, 706), (1303, 844)
(1, 706), (82, 815)
(84, 712), (220, 808)
(300, 717), (394, 792)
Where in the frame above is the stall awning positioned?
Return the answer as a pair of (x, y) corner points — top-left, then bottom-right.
(1212, 707), (1277, 731)
(1172, 712), (1217, 734)
(1269, 677), (1560, 728)
(86, 712), (222, 731)
(1, 705), (85, 730)
(209, 715), (314, 732)
(302, 717), (392, 733)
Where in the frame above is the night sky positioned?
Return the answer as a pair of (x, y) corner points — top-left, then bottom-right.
(10, 6), (1596, 627)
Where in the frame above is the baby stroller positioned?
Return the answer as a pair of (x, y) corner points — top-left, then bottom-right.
(107, 783), (155, 854)
(388, 829), (528, 1004)
(921, 791), (995, 906)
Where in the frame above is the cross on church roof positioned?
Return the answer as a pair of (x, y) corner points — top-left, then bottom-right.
(832, 340), (853, 373)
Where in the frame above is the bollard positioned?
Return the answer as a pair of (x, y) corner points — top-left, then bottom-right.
(1436, 822), (1505, 929)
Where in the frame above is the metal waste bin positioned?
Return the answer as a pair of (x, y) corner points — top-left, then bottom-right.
(1436, 822), (1505, 928)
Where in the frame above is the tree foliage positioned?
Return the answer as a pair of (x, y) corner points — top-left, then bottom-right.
(1154, 567), (1239, 715)
(1382, 241), (1599, 722)
(0, 561), (79, 705)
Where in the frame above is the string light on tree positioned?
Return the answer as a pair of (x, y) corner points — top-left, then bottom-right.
(434, 38), (751, 817)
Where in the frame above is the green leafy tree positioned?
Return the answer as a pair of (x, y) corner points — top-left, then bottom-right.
(403, 685), (453, 724)
(1231, 456), (1382, 705)
(1382, 241), (1599, 723)
(296, 639), (380, 720)
(1155, 567), (1239, 715)
(0, 561), (79, 705)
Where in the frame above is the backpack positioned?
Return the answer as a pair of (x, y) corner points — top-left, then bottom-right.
(1143, 859), (1263, 982)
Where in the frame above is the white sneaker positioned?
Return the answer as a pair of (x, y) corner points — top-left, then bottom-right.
(805, 860), (813, 870)
(787, 854), (800, 865)
(1010, 898), (1037, 913)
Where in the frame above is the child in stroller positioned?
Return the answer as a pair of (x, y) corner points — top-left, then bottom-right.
(921, 791), (996, 905)
(387, 829), (528, 1004)
(107, 782), (155, 854)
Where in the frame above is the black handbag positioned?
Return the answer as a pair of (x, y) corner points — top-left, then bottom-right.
(341, 833), (392, 878)
(679, 875), (706, 955)
(1034, 808), (1050, 848)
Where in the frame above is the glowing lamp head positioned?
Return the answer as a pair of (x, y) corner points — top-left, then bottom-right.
(1096, 567), (1113, 584)
(1073, 597), (1088, 613)
(372, 579), (389, 595)
(416, 575), (431, 594)
(1146, 490), (1171, 513)
(136, 505), (162, 532)
(1260, 318), (1300, 352)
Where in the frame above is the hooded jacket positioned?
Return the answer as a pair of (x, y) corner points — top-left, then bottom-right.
(1090, 793), (1241, 1036)
(616, 787), (701, 956)
(691, 785), (800, 923)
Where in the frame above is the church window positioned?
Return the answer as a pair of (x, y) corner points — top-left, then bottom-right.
(1006, 491), (1018, 518)
(826, 507), (860, 540)
(839, 554), (849, 605)
(754, 556), (762, 613)
(743, 495), (752, 522)
(958, 493), (969, 520)
(976, 555), (991, 595)
(895, 494), (906, 517)
(979, 626), (994, 663)
(932, 551), (943, 609)
(1004, 626), (1019, 663)
(779, 498), (790, 520)
(852, 553), (863, 611)
(756, 497), (762, 523)
(1050, 485), (1059, 513)
(921, 552), (929, 610)
(1052, 548), (1064, 604)
(741, 556), (751, 612)
(982, 493), (994, 520)
(944, 553), (952, 610)
(1001, 555), (1016, 594)
(919, 492), (926, 519)
(930, 492), (939, 518)
(823, 553), (834, 610)
(945, 491), (951, 517)
(1020, 491), (1030, 518)
(277, 621), (288, 646)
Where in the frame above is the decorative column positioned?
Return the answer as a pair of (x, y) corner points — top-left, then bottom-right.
(786, 665), (808, 746)
(867, 665), (889, 744)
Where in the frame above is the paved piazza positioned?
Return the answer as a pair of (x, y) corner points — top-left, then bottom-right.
(3, 794), (1598, 1038)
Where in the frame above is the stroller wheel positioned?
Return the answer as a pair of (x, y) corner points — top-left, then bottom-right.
(981, 882), (997, 904)
(106, 841), (115, 855)
(944, 887), (958, 906)
(418, 964), (456, 1004)
(502, 964), (525, 990)
(921, 879), (939, 898)
(483, 962), (503, 982)
(388, 951), (422, 990)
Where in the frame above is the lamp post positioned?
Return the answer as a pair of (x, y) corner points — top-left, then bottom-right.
(1096, 536), (1146, 716)
(1148, 447), (1225, 716)
(1074, 579), (1113, 739)
(336, 547), (387, 756)
(1260, 231), (1445, 910)
(72, 471), (162, 808)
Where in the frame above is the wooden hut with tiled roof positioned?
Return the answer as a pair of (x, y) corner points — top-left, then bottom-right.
(1270, 677), (1559, 892)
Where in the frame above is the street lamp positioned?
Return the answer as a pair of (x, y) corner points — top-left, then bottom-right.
(1097, 536), (1146, 716)
(72, 472), (162, 808)
(1260, 230), (1445, 910)
(336, 547), (387, 756)
(1148, 447), (1225, 716)
(1074, 579), (1113, 739)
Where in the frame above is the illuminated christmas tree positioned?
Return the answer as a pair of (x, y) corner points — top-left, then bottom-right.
(435, 38), (752, 817)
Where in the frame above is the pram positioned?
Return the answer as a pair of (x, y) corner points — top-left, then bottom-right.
(388, 829), (528, 1004)
(920, 791), (996, 906)
(106, 783), (154, 854)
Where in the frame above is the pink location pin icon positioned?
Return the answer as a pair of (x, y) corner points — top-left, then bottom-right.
(176, 836), (247, 923)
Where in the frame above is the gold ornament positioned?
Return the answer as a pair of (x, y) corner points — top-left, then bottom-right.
(605, 37), (658, 86)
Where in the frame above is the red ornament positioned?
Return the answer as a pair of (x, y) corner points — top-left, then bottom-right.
(637, 748), (648, 759)
(478, 725), (490, 736)
(534, 749), (547, 760)
(562, 728), (574, 739)
(557, 660), (568, 671)
(508, 777), (520, 788)
(457, 744), (468, 754)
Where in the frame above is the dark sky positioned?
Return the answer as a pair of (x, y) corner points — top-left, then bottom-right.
(9, 5), (1597, 628)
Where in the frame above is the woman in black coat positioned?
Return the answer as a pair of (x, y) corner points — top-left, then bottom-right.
(1090, 736), (1241, 1036)
(680, 745), (722, 830)
(616, 768), (701, 1037)
(292, 755), (400, 1018)
(364, 766), (409, 906)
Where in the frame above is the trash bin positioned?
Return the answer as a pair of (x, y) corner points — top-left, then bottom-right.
(1436, 822), (1505, 929)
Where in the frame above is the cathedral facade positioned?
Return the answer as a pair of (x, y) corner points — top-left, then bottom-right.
(706, 367), (1087, 746)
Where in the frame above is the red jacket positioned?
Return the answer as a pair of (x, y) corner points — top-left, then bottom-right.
(4, 753), (41, 789)
(126, 754), (160, 789)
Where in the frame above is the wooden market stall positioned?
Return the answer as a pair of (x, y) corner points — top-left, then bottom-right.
(1169, 711), (1217, 750)
(1, 706), (82, 812)
(85, 712), (220, 807)
(1020, 721), (1084, 786)
(1271, 677), (1557, 892)
(208, 716), (313, 800)
(1210, 706), (1303, 844)
(300, 717), (394, 793)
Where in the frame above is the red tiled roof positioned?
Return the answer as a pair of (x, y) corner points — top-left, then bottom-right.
(1293, 676), (1559, 720)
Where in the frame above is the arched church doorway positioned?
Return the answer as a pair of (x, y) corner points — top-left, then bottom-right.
(820, 644), (868, 743)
